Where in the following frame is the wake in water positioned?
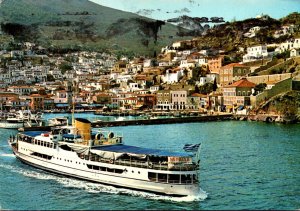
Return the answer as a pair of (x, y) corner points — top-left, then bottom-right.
(0, 163), (208, 202)
(0, 153), (15, 157)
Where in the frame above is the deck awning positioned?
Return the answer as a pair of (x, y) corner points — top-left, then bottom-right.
(92, 144), (191, 157)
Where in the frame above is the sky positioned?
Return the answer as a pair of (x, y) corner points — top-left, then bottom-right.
(90, 0), (299, 22)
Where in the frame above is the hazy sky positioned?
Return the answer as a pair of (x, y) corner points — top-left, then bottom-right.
(90, 0), (299, 21)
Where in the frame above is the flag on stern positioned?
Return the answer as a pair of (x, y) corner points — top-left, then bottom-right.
(183, 143), (201, 152)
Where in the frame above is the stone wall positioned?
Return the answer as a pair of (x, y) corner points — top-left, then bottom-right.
(250, 78), (292, 107)
(247, 73), (292, 84)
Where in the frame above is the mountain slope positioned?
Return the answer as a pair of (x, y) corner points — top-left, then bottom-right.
(0, 0), (189, 55)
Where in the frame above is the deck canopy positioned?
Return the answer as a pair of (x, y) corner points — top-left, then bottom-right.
(92, 144), (191, 158)
(23, 131), (50, 137)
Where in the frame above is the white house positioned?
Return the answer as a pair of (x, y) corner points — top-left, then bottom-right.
(198, 73), (219, 86)
(161, 69), (184, 84)
(129, 83), (140, 92)
(290, 48), (300, 57)
(150, 85), (160, 93)
(244, 26), (261, 38)
(274, 25), (295, 38)
(243, 45), (269, 63)
(275, 38), (300, 53)
(197, 57), (208, 66)
(143, 59), (152, 68)
(180, 60), (196, 68)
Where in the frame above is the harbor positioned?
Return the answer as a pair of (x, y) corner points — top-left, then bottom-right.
(1, 121), (299, 209)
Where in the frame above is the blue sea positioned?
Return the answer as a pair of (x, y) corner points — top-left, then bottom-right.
(0, 114), (299, 210)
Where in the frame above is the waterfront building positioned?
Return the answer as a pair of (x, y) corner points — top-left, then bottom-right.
(136, 94), (156, 110)
(188, 93), (208, 110)
(171, 90), (188, 110)
(155, 90), (172, 110)
(222, 78), (256, 112)
(219, 63), (251, 87)
(30, 94), (45, 111)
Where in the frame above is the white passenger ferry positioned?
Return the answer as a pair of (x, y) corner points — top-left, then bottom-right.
(9, 118), (200, 196)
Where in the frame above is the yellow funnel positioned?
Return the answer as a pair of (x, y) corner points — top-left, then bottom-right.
(74, 118), (91, 142)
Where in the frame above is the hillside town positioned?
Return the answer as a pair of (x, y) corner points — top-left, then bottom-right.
(0, 17), (300, 123)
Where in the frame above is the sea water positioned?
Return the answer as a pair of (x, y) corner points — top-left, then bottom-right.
(0, 117), (299, 210)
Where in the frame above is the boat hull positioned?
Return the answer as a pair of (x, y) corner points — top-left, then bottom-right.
(0, 122), (25, 129)
(0, 122), (41, 129)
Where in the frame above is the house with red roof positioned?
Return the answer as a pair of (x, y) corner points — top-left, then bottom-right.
(222, 78), (256, 112)
(220, 63), (251, 87)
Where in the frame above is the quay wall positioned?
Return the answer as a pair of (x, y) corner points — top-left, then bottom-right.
(22, 114), (233, 131)
(91, 114), (233, 127)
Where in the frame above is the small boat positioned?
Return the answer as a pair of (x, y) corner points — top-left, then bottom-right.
(8, 118), (201, 196)
(48, 117), (69, 126)
(0, 110), (44, 129)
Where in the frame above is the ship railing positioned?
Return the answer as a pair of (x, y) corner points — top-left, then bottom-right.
(92, 158), (196, 171)
(166, 179), (193, 184)
(153, 179), (194, 184)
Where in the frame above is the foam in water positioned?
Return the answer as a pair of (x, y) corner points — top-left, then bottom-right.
(0, 163), (208, 202)
(0, 153), (15, 157)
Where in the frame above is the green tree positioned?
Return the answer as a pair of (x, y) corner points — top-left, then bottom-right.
(199, 83), (214, 94)
(46, 74), (55, 81)
(59, 63), (72, 74)
(194, 85), (200, 93)
(213, 78), (218, 91)
(254, 83), (267, 95)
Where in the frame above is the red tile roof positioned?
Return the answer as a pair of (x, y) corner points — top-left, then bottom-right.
(220, 63), (246, 69)
(227, 78), (256, 88)
(191, 93), (207, 97)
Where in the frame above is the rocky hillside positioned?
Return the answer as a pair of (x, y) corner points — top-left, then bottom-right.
(190, 12), (300, 56)
(0, 0), (190, 55)
(252, 90), (300, 122)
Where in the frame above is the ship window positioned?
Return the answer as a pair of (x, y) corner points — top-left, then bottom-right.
(107, 168), (114, 173)
(59, 145), (72, 151)
(115, 169), (123, 174)
(168, 174), (180, 184)
(148, 172), (156, 181)
(181, 174), (192, 184)
(157, 173), (167, 182)
(100, 166), (106, 171)
(46, 142), (50, 148)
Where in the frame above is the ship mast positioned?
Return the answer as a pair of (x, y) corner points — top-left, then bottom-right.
(71, 81), (76, 126)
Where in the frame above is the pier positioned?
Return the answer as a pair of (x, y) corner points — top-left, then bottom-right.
(91, 114), (233, 127)
(20, 114), (233, 131)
